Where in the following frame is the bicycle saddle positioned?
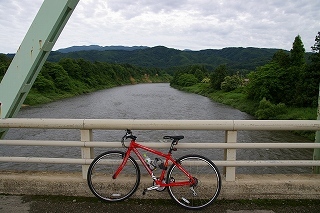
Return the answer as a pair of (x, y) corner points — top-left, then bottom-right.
(163, 136), (184, 140)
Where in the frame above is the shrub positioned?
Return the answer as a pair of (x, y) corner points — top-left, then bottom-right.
(255, 98), (287, 119)
(221, 75), (243, 92)
(177, 74), (198, 87)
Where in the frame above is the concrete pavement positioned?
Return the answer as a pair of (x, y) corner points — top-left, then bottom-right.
(1, 171), (320, 199)
(0, 171), (320, 212)
(1, 194), (320, 213)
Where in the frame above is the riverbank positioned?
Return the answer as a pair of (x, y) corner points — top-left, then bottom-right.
(173, 83), (318, 140)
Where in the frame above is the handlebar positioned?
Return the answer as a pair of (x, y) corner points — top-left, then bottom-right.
(121, 129), (137, 145)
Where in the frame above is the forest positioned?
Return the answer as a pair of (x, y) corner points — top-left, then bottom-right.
(171, 32), (320, 122)
(47, 46), (286, 71)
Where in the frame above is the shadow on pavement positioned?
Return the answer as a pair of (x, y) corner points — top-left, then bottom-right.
(1, 195), (320, 213)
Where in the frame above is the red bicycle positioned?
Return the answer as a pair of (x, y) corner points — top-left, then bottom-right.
(87, 129), (221, 210)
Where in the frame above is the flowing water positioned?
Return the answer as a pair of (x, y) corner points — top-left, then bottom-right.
(0, 83), (314, 174)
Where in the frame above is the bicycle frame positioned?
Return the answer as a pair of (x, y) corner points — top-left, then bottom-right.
(113, 138), (196, 187)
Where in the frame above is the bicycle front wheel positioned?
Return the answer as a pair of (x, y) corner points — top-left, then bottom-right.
(87, 151), (140, 202)
(167, 155), (221, 210)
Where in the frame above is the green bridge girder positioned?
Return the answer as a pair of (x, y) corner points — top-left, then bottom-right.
(0, 0), (79, 139)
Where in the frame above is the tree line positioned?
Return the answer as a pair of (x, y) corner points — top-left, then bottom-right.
(171, 32), (320, 118)
(1, 32), (319, 110)
(0, 57), (171, 105)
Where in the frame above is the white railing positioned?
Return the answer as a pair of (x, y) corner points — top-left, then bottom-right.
(1, 118), (320, 181)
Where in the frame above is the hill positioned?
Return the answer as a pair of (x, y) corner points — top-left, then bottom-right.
(56, 45), (149, 53)
(48, 45), (282, 71)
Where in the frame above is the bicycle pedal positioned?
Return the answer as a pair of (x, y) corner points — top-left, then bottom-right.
(142, 185), (159, 195)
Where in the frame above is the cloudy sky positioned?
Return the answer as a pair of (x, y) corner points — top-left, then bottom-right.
(0, 0), (319, 54)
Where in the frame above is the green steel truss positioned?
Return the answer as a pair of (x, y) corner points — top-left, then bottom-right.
(0, 0), (79, 138)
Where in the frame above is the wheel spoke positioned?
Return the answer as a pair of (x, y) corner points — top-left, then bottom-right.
(167, 155), (221, 210)
(87, 151), (140, 202)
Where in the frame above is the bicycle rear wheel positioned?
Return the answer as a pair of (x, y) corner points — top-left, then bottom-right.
(167, 154), (221, 210)
(87, 151), (140, 202)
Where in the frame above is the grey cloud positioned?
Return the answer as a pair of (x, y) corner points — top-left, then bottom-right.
(0, 0), (319, 53)
(106, 0), (192, 19)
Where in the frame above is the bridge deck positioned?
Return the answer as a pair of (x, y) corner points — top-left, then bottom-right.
(0, 170), (319, 199)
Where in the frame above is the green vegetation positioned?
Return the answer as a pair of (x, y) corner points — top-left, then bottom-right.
(170, 33), (320, 140)
(47, 46), (286, 71)
(1, 32), (319, 140)
(0, 56), (172, 105)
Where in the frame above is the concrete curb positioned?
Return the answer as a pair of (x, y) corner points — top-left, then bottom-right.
(1, 171), (320, 199)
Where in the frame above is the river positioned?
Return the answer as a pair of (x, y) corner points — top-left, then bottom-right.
(0, 83), (314, 174)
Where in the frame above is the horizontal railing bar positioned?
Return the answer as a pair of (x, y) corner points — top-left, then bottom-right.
(0, 140), (83, 146)
(0, 157), (319, 166)
(1, 140), (320, 149)
(217, 160), (320, 167)
(0, 157), (86, 164)
(0, 118), (84, 129)
(1, 119), (319, 182)
(1, 118), (320, 131)
(172, 143), (320, 149)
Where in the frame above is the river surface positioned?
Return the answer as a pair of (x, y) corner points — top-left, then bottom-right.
(0, 83), (314, 174)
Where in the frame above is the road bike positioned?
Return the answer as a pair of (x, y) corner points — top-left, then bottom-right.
(87, 129), (221, 210)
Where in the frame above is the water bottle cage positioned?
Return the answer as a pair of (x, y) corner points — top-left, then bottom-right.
(154, 158), (167, 170)
(148, 164), (156, 171)
(158, 163), (167, 170)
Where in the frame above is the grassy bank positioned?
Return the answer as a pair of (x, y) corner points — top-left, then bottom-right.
(25, 85), (112, 106)
(174, 83), (318, 140)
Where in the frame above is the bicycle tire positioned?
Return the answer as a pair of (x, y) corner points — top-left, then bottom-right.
(167, 154), (221, 210)
(87, 151), (140, 202)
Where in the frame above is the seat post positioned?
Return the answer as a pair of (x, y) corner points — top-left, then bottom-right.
(169, 140), (178, 154)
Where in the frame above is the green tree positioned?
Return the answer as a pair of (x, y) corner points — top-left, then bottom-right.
(290, 35), (305, 67)
(178, 73), (198, 87)
(246, 35), (310, 107)
(310, 31), (320, 67)
(255, 98), (286, 119)
(286, 35), (306, 106)
(298, 31), (320, 107)
(210, 64), (228, 90)
(272, 50), (290, 67)
(0, 54), (10, 81)
(42, 62), (74, 92)
(221, 74), (243, 92)
(194, 68), (206, 82)
(246, 63), (285, 102)
(33, 72), (55, 92)
(58, 58), (81, 79)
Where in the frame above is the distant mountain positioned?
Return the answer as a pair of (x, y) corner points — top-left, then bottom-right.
(56, 45), (149, 53)
(48, 45), (283, 70)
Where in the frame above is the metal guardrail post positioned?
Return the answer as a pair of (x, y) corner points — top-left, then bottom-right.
(81, 129), (94, 179)
(224, 130), (237, 181)
(313, 83), (320, 174)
